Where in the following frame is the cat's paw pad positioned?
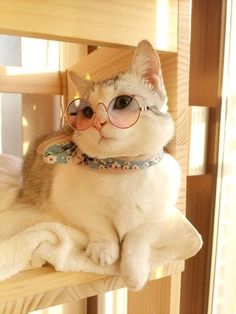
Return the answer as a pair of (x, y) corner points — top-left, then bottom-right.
(86, 241), (119, 266)
(121, 257), (149, 290)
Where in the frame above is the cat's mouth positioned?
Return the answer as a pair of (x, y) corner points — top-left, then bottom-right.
(97, 130), (115, 142)
(99, 134), (115, 142)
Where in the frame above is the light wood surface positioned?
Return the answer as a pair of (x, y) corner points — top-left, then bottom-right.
(0, 67), (61, 95)
(180, 175), (213, 314)
(127, 273), (181, 314)
(0, 261), (183, 313)
(0, 0), (177, 52)
(128, 277), (172, 314)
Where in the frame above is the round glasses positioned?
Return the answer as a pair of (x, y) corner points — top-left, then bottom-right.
(65, 95), (162, 131)
(66, 95), (140, 130)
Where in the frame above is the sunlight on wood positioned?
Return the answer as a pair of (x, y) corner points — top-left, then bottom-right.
(98, 288), (128, 314)
(188, 106), (209, 175)
(156, 0), (170, 50)
(30, 304), (63, 314)
(22, 116), (28, 127)
(0, 0), (178, 52)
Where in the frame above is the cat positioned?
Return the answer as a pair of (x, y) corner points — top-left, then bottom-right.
(18, 40), (180, 290)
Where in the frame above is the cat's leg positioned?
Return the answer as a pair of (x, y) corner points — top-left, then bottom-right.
(81, 213), (120, 266)
(120, 223), (160, 290)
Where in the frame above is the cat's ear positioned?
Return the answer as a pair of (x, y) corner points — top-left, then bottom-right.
(129, 40), (164, 90)
(68, 71), (95, 98)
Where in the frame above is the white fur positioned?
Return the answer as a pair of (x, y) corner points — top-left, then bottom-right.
(50, 42), (181, 290)
(51, 153), (180, 289)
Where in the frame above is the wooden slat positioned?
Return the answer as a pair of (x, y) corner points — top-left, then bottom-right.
(87, 296), (98, 314)
(128, 277), (172, 314)
(170, 274), (182, 314)
(180, 0), (224, 313)
(0, 261), (183, 313)
(0, 0), (178, 52)
(0, 67), (61, 95)
(128, 273), (181, 314)
(180, 175), (213, 314)
(189, 0), (224, 107)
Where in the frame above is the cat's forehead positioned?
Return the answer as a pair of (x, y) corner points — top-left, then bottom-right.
(88, 73), (154, 104)
(102, 76), (121, 92)
(89, 76), (121, 102)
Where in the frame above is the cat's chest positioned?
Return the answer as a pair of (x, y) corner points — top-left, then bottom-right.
(52, 163), (156, 208)
(51, 154), (180, 233)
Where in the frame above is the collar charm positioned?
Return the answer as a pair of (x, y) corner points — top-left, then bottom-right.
(43, 141), (77, 164)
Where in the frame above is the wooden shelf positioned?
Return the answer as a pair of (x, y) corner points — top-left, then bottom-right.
(0, 261), (184, 313)
(0, 0), (178, 52)
(0, 67), (61, 95)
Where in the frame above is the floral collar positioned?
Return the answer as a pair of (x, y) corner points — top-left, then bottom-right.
(37, 135), (164, 171)
(81, 151), (164, 170)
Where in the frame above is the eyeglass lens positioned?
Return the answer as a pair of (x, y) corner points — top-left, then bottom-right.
(66, 95), (140, 130)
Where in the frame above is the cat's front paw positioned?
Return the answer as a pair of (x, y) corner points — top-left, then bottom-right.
(86, 240), (119, 266)
(121, 256), (150, 290)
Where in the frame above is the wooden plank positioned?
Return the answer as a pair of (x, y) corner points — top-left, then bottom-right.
(170, 274), (181, 314)
(180, 175), (213, 314)
(180, 0), (224, 313)
(189, 0), (224, 107)
(0, 67), (61, 95)
(61, 301), (87, 314)
(0, 0), (178, 52)
(128, 277), (172, 314)
(0, 261), (183, 313)
(128, 273), (181, 314)
(87, 296), (98, 314)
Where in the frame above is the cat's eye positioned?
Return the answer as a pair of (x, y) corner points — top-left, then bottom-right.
(82, 106), (94, 119)
(66, 98), (95, 130)
(108, 95), (140, 128)
(112, 95), (132, 110)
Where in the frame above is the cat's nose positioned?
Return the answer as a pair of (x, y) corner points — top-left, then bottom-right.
(93, 117), (107, 130)
(93, 103), (108, 130)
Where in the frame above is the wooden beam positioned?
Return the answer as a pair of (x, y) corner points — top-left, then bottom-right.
(0, 67), (61, 95)
(0, 0), (178, 52)
(180, 0), (224, 313)
(189, 0), (224, 107)
(128, 274), (181, 314)
(128, 277), (173, 314)
(180, 175), (213, 314)
(0, 261), (183, 313)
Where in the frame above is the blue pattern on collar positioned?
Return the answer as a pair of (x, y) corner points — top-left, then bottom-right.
(43, 141), (164, 170)
(82, 151), (164, 170)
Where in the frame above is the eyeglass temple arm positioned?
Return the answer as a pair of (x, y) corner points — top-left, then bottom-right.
(140, 106), (169, 117)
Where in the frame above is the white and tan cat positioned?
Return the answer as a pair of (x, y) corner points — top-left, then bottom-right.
(18, 40), (180, 290)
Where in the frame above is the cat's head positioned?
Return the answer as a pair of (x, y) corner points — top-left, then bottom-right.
(68, 40), (174, 159)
